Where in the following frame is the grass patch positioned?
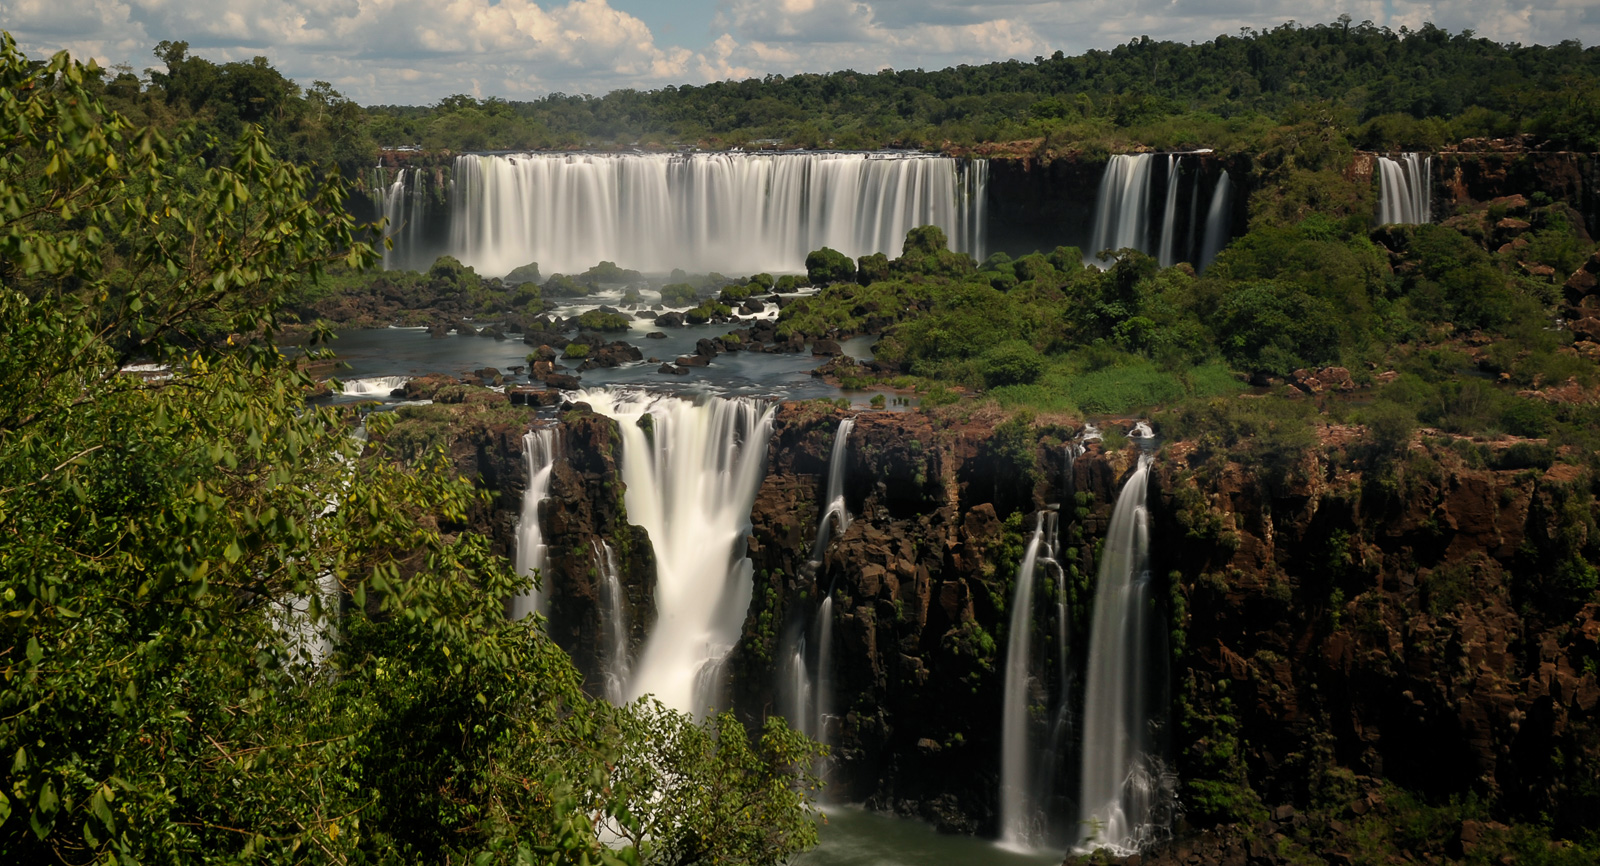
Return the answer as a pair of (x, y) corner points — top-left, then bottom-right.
(989, 357), (1244, 415)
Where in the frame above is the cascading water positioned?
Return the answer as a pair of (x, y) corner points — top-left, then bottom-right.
(510, 428), (558, 620)
(1376, 153), (1433, 225)
(781, 416), (853, 788)
(575, 388), (774, 717)
(372, 166), (441, 270)
(594, 540), (632, 705)
(381, 152), (987, 276)
(1198, 170), (1234, 271)
(335, 375), (410, 398)
(1092, 153), (1232, 269)
(1076, 454), (1170, 854)
(809, 417), (855, 563)
(1156, 155), (1183, 268)
(782, 629), (814, 737)
(814, 594), (835, 770)
(999, 512), (1059, 850)
(1090, 154), (1156, 261)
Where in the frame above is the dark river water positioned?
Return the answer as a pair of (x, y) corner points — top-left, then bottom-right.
(798, 808), (1062, 866)
(315, 289), (884, 405)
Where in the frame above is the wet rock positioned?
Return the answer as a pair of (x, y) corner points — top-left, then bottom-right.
(812, 338), (842, 356)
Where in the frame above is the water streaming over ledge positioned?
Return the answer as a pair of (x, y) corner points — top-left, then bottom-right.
(511, 428), (558, 620)
(376, 152), (987, 277)
(594, 539), (632, 705)
(999, 511), (1060, 850)
(1376, 153), (1433, 225)
(576, 387), (775, 717)
(1076, 454), (1171, 854)
(1090, 153), (1235, 270)
(783, 417), (854, 792)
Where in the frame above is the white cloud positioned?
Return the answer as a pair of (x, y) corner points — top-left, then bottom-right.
(3, 0), (1598, 103)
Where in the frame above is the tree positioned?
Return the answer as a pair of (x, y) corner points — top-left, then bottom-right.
(0, 37), (819, 864)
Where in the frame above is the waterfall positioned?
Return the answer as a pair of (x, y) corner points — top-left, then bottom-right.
(576, 388), (775, 716)
(809, 417), (855, 563)
(595, 540), (632, 705)
(335, 375), (410, 398)
(1156, 155), (1182, 268)
(372, 166), (439, 270)
(814, 594), (836, 770)
(1077, 455), (1170, 854)
(1000, 512), (1061, 850)
(1090, 154), (1155, 262)
(384, 152), (986, 277)
(1376, 153), (1433, 225)
(1064, 441), (1083, 503)
(1185, 168), (1202, 267)
(781, 628), (814, 737)
(1198, 171), (1234, 272)
(510, 428), (558, 620)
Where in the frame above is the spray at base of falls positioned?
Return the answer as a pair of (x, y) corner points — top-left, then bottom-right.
(511, 429), (559, 621)
(1075, 454), (1173, 854)
(595, 540), (632, 705)
(999, 511), (1066, 850)
(1376, 154), (1433, 226)
(577, 388), (775, 718)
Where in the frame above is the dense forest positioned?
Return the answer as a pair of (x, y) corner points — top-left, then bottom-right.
(85, 19), (1600, 173)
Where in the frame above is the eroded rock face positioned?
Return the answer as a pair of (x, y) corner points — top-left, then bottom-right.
(402, 393), (1598, 847)
(1152, 438), (1600, 843)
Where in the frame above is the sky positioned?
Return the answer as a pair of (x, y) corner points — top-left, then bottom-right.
(3, 0), (1599, 106)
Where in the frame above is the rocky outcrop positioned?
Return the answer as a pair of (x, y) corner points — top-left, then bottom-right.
(388, 391), (1598, 855)
(1146, 434), (1600, 856)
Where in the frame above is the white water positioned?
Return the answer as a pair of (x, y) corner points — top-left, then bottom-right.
(1076, 455), (1166, 854)
(594, 540), (632, 704)
(1092, 154), (1234, 270)
(577, 388), (775, 716)
(1090, 155), (1155, 262)
(335, 375), (410, 397)
(815, 594), (836, 774)
(1000, 513), (1052, 849)
(809, 417), (855, 562)
(783, 631), (815, 737)
(1376, 153), (1433, 225)
(1156, 155), (1182, 268)
(1198, 170), (1234, 271)
(511, 428), (559, 620)
(379, 152), (988, 277)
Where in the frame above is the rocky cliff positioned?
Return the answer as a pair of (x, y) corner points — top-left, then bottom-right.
(381, 392), (1600, 859)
